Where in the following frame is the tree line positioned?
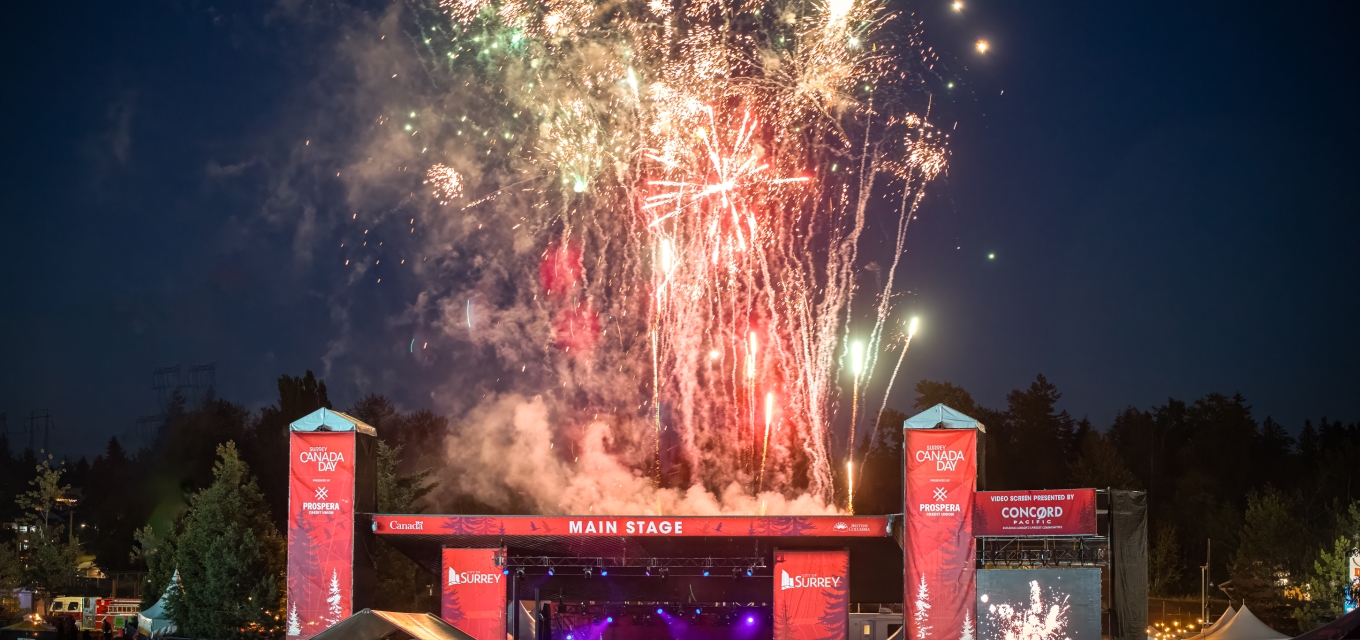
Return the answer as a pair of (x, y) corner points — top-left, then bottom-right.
(0, 371), (1356, 637)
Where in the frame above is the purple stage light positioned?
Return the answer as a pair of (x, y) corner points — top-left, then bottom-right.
(746, 616), (755, 625)
(606, 617), (613, 624)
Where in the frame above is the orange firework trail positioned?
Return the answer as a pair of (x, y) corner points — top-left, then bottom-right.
(410, 0), (949, 506)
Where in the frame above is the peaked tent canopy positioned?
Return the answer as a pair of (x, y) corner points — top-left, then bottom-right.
(1202, 605), (1286, 640)
(903, 403), (986, 432)
(1188, 606), (1236, 640)
(290, 408), (377, 435)
(1292, 607), (1360, 640)
(310, 609), (476, 640)
(138, 569), (180, 638)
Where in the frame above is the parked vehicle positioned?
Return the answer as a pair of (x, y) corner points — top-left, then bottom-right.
(49, 597), (140, 631)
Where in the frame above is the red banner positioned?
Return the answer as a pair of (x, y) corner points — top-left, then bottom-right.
(287, 432), (356, 639)
(774, 550), (849, 640)
(441, 548), (507, 640)
(972, 490), (1097, 536)
(373, 515), (887, 537)
(904, 429), (977, 640)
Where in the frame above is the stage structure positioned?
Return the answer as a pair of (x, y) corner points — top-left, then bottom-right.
(284, 406), (1145, 640)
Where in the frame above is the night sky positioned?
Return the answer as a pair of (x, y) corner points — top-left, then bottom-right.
(3, 0), (1357, 461)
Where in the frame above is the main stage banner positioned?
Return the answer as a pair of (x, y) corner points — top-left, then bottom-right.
(441, 548), (507, 640)
(287, 431), (356, 638)
(972, 490), (1097, 537)
(904, 428), (977, 640)
(373, 515), (887, 537)
(774, 550), (849, 640)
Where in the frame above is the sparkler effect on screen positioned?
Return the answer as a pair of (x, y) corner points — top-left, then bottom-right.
(368, 0), (960, 512)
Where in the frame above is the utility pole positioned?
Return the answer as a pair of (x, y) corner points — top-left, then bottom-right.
(1200, 539), (1211, 627)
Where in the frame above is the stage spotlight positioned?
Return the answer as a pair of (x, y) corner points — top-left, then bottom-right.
(656, 608), (664, 615)
(584, 568), (593, 578)
(566, 635), (572, 640)
(702, 570), (709, 576)
(606, 617), (613, 624)
(502, 570), (509, 576)
(695, 608), (701, 615)
(515, 569), (524, 579)
(600, 570), (608, 576)
(747, 616), (756, 625)
(548, 569), (554, 576)
(745, 569), (753, 577)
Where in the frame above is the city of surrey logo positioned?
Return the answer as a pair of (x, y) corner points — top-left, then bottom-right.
(448, 568), (503, 586)
(780, 569), (842, 590)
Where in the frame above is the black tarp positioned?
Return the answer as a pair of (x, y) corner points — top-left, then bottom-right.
(1293, 607), (1360, 640)
(1111, 490), (1148, 640)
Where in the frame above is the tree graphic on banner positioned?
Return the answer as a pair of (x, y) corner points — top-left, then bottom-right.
(958, 613), (974, 640)
(914, 573), (933, 640)
(324, 569), (344, 626)
(443, 589), (465, 625)
(775, 600), (795, 640)
(288, 604), (302, 636)
(288, 508), (323, 626)
(817, 574), (849, 640)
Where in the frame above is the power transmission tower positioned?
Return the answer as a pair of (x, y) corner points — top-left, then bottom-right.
(27, 410), (54, 453)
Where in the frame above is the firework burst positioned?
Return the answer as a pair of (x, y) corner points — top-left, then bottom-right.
(368, 0), (949, 510)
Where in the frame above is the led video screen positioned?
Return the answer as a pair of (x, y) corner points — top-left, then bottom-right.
(976, 569), (1101, 640)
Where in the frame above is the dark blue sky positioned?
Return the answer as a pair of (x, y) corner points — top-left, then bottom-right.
(2, 0), (1356, 460)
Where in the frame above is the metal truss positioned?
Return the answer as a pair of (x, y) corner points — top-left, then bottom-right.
(501, 555), (768, 570)
(976, 536), (1108, 568)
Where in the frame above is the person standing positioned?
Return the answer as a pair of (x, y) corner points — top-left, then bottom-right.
(102, 617), (112, 639)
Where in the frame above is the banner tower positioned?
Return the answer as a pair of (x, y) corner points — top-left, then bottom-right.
(903, 404), (982, 640)
(286, 409), (377, 638)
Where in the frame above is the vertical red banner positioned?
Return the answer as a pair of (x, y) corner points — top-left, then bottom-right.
(441, 548), (508, 640)
(773, 550), (849, 640)
(904, 429), (977, 640)
(286, 432), (356, 639)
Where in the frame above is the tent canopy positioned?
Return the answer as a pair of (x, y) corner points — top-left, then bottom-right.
(1201, 605), (1285, 640)
(138, 569), (180, 638)
(311, 609), (476, 640)
(903, 404), (986, 432)
(290, 408), (377, 435)
(1187, 605), (1235, 640)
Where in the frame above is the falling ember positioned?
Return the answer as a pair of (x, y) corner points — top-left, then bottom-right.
(424, 163), (464, 204)
(407, 0), (948, 509)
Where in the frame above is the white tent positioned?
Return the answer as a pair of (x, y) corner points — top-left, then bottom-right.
(1184, 605), (1235, 640)
(1200, 605), (1285, 640)
(137, 570), (180, 638)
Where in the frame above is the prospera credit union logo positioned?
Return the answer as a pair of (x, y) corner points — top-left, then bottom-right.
(448, 568), (504, 586)
(302, 485), (340, 513)
(780, 570), (843, 590)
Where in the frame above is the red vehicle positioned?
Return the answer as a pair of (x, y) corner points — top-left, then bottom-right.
(50, 596), (141, 632)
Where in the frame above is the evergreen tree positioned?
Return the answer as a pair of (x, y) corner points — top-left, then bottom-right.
(1230, 488), (1308, 633)
(1148, 524), (1183, 597)
(166, 442), (285, 639)
(1068, 430), (1140, 489)
(372, 441), (438, 612)
(248, 371), (332, 531)
(16, 458), (80, 598)
(132, 522), (180, 610)
(88, 437), (139, 573)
